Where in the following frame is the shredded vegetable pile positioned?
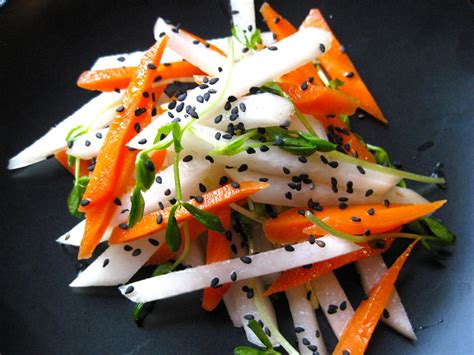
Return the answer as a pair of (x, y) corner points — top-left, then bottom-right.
(9, 1), (455, 354)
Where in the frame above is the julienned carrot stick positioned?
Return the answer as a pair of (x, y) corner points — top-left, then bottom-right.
(263, 201), (445, 244)
(263, 239), (393, 296)
(78, 38), (168, 259)
(260, 2), (323, 86)
(108, 181), (269, 245)
(333, 240), (418, 355)
(278, 81), (359, 116)
(77, 61), (205, 92)
(303, 200), (446, 237)
(301, 9), (387, 123)
(202, 207), (232, 311)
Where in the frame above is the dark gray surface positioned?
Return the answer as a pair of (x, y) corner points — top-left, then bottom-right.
(1, 0), (473, 354)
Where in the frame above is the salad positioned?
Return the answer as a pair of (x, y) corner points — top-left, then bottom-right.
(8, 1), (455, 354)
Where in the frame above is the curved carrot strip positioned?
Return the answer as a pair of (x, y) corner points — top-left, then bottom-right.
(263, 238), (394, 296)
(54, 150), (90, 176)
(108, 181), (269, 244)
(301, 9), (387, 123)
(79, 38), (168, 259)
(260, 2), (323, 86)
(263, 201), (445, 244)
(317, 115), (376, 162)
(333, 240), (418, 354)
(77, 61), (205, 92)
(202, 207), (232, 311)
(303, 200), (446, 237)
(278, 81), (358, 116)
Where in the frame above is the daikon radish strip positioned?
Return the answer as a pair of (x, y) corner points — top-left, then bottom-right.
(119, 236), (360, 303)
(311, 271), (354, 339)
(286, 286), (328, 355)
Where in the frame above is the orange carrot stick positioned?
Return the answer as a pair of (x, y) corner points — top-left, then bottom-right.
(78, 38), (168, 259)
(301, 9), (387, 123)
(333, 240), (419, 354)
(278, 81), (359, 116)
(263, 201), (445, 244)
(202, 207), (232, 311)
(303, 201), (446, 237)
(260, 2), (323, 86)
(264, 238), (393, 296)
(109, 181), (269, 245)
(77, 61), (205, 92)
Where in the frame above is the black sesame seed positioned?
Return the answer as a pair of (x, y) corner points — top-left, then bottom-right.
(364, 229), (371, 236)
(102, 258), (110, 268)
(384, 199), (391, 207)
(183, 155), (193, 162)
(231, 244), (238, 254)
(169, 198), (177, 205)
(339, 202), (348, 209)
(297, 209), (306, 216)
(156, 214), (163, 225)
(219, 176), (229, 186)
(158, 202), (164, 210)
(205, 155), (214, 163)
(298, 156), (308, 163)
(343, 350), (350, 355)
(229, 113), (239, 121)
(244, 314), (254, 321)
(196, 95), (204, 103)
(214, 114), (223, 124)
(295, 326), (305, 333)
(240, 256), (252, 264)
(344, 71), (354, 78)
(85, 140), (91, 147)
(246, 288), (254, 299)
(117, 56), (126, 62)
(309, 235), (316, 245)
(134, 107), (146, 116)
(215, 132), (221, 140)
(132, 249), (141, 257)
(268, 46), (278, 51)
(274, 16), (281, 24)
(329, 161), (339, 168)
(80, 199), (90, 207)
(338, 197), (349, 202)
(274, 138), (284, 146)
(351, 216), (361, 222)
(307, 345), (318, 352)
(95, 132), (103, 139)
(246, 147), (256, 154)
(124, 286), (134, 294)
(124, 245), (133, 251)
(148, 238), (159, 246)
(282, 167), (291, 175)
(260, 145), (269, 152)
(224, 101), (232, 111)
(285, 191), (292, 200)
(154, 75), (162, 82)
(113, 197), (122, 206)
(303, 263), (313, 269)
(365, 189), (374, 197)
(199, 183), (207, 193)
(195, 196), (204, 203)
(238, 164), (248, 172)
(319, 43), (326, 52)
(231, 182), (240, 189)
(315, 240), (326, 248)
(209, 78), (219, 85)
(302, 338), (310, 346)
(164, 189), (171, 196)
(383, 309), (391, 319)
(259, 177), (269, 182)
(367, 208), (375, 216)
(176, 102), (184, 112)
(138, 138), (147, 145)
(203, 92), (211, 101)
(177, 93), (187, 101)
(210, 277), (220, 288)
(339, 301), (347, 310)
(357, 165), (366, 174)
(284, 245), (295, 252)
(327, 304), (338, 314)
(300, 81), (308, 90)
(155, 176), (162, 184)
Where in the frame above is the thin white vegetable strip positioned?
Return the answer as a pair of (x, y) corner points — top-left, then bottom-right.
(223, 290), (243, 327)
(128, 27), (332, 150)
(288, 114), (328, 140)
(229, 0), (256, 59)
(67, 128), (109, 160)
(70, 231), (165, 287)
(311, 271), (354, 339)
(356, 254), (417, 340)
(154, 18), (226, 76)
(90, 49), (182, 70)
(204, 93), (294, 131)
(119, 236), (361, 303)
(286, 286), (328, 355)
(8, 92), (122, 170)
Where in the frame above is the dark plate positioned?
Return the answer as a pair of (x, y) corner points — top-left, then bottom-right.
(1, 0), (473, 354)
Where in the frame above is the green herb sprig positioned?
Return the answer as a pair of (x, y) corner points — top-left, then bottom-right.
(65, 125), (90, 218)
(231, 25), (262, 52)
(234, 320), (281, 355)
